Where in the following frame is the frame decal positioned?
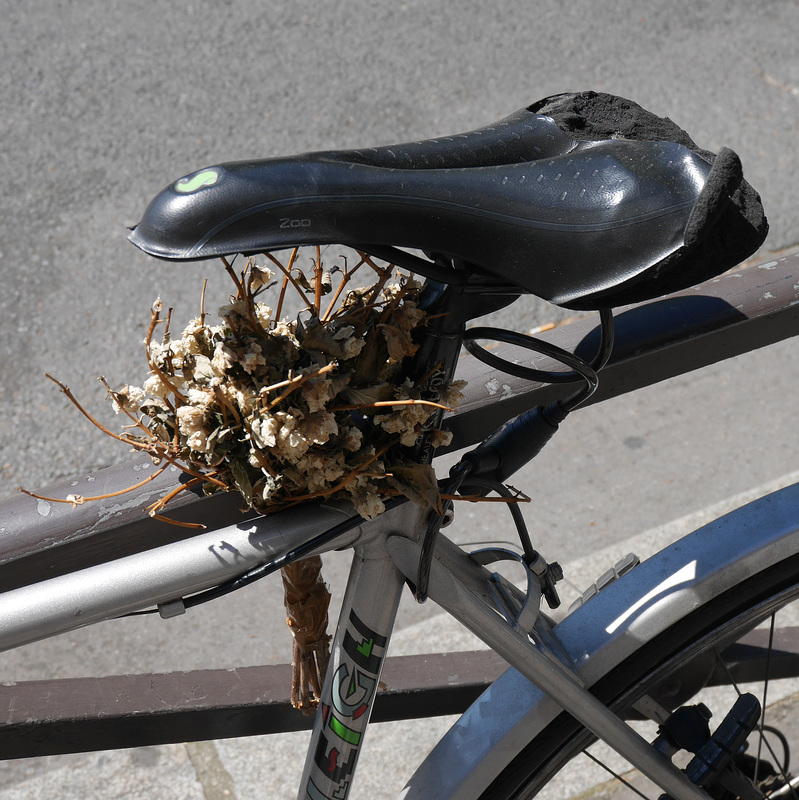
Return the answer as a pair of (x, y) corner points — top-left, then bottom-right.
(303, 610), (389, 799)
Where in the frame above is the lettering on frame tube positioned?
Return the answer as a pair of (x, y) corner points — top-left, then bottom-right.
(304, 610), (389, 799)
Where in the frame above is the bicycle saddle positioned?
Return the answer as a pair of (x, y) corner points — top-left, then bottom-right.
(128, 92), (767, 310)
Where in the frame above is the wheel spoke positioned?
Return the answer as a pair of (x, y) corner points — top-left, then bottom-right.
(570, 615), (798, 800)
(756, 616), (777, 786)
(581, 748), (654, 800)
(710, 617), (798, 800)
(480, 555), (799, 800)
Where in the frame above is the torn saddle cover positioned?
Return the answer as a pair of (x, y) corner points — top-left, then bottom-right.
(528, 91), (768, 308)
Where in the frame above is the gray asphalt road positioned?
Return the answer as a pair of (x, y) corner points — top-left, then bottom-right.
(2, 2), (799, 798)
(2, 0), (799, 499)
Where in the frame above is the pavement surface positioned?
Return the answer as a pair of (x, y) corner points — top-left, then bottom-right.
(1, 1), (799, 798)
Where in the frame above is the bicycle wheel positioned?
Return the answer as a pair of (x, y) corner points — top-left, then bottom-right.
(480, 551), (799, 799)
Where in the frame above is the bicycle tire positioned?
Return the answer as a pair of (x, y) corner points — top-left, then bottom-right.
(479, 550), (799, 799)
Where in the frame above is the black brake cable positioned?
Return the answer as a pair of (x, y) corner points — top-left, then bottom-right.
(562, 306), (615, 412)
(119, 497), (407, 618)
(463, 307), (614, 413)
(185, 499), (409, 609)
(414, 467), (470, 603)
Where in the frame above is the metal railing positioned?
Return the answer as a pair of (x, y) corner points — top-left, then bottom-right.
(1, 252), (797, 758)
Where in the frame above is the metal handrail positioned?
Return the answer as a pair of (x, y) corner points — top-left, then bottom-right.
(0, 252), (797, 758)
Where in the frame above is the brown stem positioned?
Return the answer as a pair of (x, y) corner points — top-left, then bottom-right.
(263, 363), (337, 412)
(321, 254), (366, 322)
(314, 245), (322, 316)
(433, 491), (530, 504)
(139, 443), (229, 490)
(45, 374), (139, 444)
(327, 299), (386, 324)
(213, 386), (242, 425)
(328, 399), (453, 413)
(361, 253), (395, 307)
(273, 247), (299, 321)
(275, 274), (290, 321)
(144, 308), (187, 402)
(358, 250), (390, 276)
(157, 454), (230, 489)
(43, 380), (224, 494)
(99, 377), (153, 438)
(224, 257), (263, 329)
(376, 487), (531, 504)
(200, 277), (208, 324)
(221, 256), (246, 299)
(265, 252), (315, 314)
(149, 512), (206, 529)
(250, 447), (278, 478)
(19, 462), (169, 506)
(261, 362), (336, 396)
(147, 476), (203, 514)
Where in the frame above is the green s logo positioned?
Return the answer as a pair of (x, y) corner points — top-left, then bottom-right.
(175, 168), (221, 194)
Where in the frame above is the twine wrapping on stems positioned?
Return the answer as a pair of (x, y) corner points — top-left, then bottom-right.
(281, 555), (331, 714)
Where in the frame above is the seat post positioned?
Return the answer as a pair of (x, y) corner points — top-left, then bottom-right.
(400, 280), (469, 467)
(399, 274), (521, 465)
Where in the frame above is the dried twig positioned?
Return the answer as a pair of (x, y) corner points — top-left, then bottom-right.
(44, 374), (140, 445)
(261, 363), (338, 411)
(265, 252), (315, 313)
(329, 399), (453, 413)
(273, 247), (299, 321)
(19, 462), (169, 507)
(200, 278), (208, 325)
(322, 253), (366, 322)
(143, 305), (186, 403)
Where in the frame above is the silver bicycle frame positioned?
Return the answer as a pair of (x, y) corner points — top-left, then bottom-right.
(3, 484), (799, 799)
(0, 502), (360, 651)
(294, 504), (709, 800)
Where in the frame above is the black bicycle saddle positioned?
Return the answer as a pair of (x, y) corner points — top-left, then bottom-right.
(128, 92), (767, 310)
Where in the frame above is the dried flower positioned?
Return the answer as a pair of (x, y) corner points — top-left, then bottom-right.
(27, 248), (473, 718)
(109, 384), (145, 414)
(251, 265), (274, 290)
(41, 250), (463, 521)
(142, 374), (173, 399)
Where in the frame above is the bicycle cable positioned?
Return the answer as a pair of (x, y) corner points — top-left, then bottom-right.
(117, 497), (407, 619)
(463, 307), (614, 413)
(410, 309), (616, 604)
(413, 465), (470, 603)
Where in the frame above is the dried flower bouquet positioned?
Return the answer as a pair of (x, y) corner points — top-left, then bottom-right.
(26, 246), (465, 712)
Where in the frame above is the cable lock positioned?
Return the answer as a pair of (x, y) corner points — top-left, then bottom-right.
(411, 310), (615, 604)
